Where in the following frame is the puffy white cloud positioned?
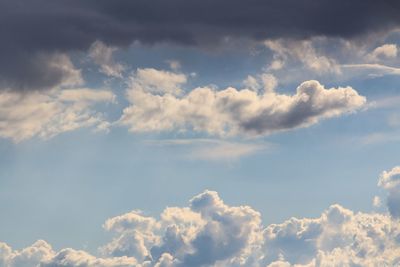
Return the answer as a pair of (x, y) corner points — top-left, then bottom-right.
(120, 72), (366, 137)
(0, 88), (115, 142)
(0, 240), (54, 267)
(2, 167), (400, 267)
(378, 166), (400, 218)
(89, 41), (125, 78)
(367, 44), (398, 61)
(41, 249), (138, 267)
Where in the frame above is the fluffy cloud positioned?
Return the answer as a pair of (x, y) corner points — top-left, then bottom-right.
(129, 68), (187, 95)
(367, 44), (398, 61)
(378, 166), (400, 218)
(0, 88), (115, 142)
(120, 69), (366, 137)
(0, 241), (138, 267)
(2, 170), (400, 267)
(265, 39), (341, 75)
(89, 41), (125, 78)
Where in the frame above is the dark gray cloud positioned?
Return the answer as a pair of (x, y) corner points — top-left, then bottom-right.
(1, 0), (400, 90)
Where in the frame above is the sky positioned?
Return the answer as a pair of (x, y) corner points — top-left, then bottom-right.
(1, 1), (400, 266)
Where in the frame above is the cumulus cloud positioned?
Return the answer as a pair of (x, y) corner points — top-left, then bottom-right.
(2, 168), (400, 267)
(0, 88), (115, 142)
(119, 69), (366, 137)
(89, 41), (125, 78)
(367, 44), (398, 61)
(378, 166), (400, 218)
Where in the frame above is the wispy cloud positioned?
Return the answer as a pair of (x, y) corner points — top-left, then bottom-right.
(146, 138), (272, 161)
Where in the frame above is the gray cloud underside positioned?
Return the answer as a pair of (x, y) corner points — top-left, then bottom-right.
(1, 0), (400, 90)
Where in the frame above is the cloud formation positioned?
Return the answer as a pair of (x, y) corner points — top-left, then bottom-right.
(0, 88), (115, 142)
(1, 165), (400, 267)
(1, 0), (400, 91)
(89, 41), (125, 78)
(120, 69), (366, 137)
(378, 166), (400, 218)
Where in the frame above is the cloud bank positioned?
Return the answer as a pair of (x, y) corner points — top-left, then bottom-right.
(1, 0), (400, 91)
(120, 69), (366, 137)
(0, 88), (115, 142)
(1, 167), (400, 267)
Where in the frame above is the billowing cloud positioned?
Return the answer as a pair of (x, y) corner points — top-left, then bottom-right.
(378, 166), (400, 218)
(0, 88), (115, 142)
(367, 44), (398, 61)
(1, 165), (400, 267)
(120, 69), (366, 137)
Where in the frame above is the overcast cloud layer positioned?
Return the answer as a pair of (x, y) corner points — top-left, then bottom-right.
(1, 166), (399, 267)
(1, 0), (400, 91)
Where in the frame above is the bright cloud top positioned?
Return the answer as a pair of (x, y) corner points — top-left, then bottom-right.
(120, 69), (366, 137)
(1, 166), (399, 267)
(379, 166), (400, 218)
(0, 88), (115, 142)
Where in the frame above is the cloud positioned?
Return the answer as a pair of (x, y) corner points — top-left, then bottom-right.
(0, 52), (83, 91)
(341, 63), (400, 77)
(367, 44), (398, 61)
(89, 41), (125, 78)
(147, 139), (270, 161)
(129, 68), (187, 95)
(2, 166), (400, 267)
(1, 0), (400, 91)
(378, 166), (400, 218)
(265, 39), (341, 75)
(0, 88), (115, 142)
(120, 70), (366, 137)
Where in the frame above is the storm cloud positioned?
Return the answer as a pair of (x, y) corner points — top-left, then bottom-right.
(1, 0), (400, 90)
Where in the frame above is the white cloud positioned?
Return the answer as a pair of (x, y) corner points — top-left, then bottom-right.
(378, 166), (400, 218)
(89, 41), (125, 78)
(129, 68), (187, 96)
(264, 39), (341, 75)
(0, 88), (115, 142)
(341, 63), (400, 77)
(120, 73), (366, 137)
(367, 44), (398, 61)
(2, 165), (400, 267)
(1, 181), (400, 267)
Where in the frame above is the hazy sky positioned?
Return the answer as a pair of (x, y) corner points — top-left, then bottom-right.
(1, 1), (400, 266)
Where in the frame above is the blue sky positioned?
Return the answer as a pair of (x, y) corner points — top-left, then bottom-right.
(1, 2), (400, 266)
(2, 38), (400, 249)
